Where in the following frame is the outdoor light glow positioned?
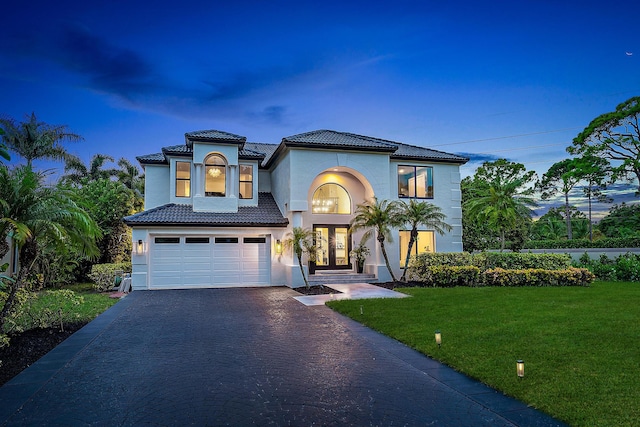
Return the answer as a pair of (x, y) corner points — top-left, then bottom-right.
(135, 239), (145, 255)
(275, 239), (283, 255)
(435, 330), (442, 347)
(517, 360), (525, 378)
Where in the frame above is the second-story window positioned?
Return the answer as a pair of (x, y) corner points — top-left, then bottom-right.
(176, 161), (191, 197)
(398, 165), (433, 198)
(239, 164), (253, 199)
(205, 154), (226, 197)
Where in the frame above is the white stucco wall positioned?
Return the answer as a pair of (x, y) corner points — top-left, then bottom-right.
(143, 164), (170, 210)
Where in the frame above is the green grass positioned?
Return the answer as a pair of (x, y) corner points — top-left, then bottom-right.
(327, 282), (640, 427)
(10, 283), (118, 332)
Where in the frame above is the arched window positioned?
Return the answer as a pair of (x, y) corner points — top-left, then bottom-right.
(312, 183), (351, 214)
(205, 154), (226, 197)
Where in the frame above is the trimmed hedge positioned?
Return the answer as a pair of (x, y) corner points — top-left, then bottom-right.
(407, 252), (594, 287)
(525, 237), (640, 249)
(89, 262), (132, 292)
(482, 267), (595, 287)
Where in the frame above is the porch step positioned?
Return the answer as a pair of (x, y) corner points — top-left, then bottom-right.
(308, 272), (377, 286)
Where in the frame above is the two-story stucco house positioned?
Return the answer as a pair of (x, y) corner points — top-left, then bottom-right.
(124, 129), (468, 290)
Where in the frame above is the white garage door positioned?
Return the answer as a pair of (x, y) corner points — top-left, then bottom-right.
(150, 236), (270, 289)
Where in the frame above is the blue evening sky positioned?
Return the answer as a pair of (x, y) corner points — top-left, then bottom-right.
(2, 0), (639, 214)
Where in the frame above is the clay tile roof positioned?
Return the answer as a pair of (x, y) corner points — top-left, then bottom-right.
(282, 130), (398, 151)
(123, 193), (288, 227)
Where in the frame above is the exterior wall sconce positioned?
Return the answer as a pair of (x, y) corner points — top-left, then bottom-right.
(516, 360), (525, 378)
(435, 330), (442, 348)
(275, 239), (283, 255)
(135, 239), (146, 255)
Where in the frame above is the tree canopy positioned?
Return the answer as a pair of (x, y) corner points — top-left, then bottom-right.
(0, 112), (82, 166)
(568, 96), (640, 192)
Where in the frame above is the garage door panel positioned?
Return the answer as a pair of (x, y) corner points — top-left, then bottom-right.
(150, 235), (270, 289)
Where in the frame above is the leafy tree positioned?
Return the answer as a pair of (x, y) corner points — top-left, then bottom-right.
(461, 176), (498, 251)
(532, 216), (566, 240)
(463, 160), (537, 251)
(350, 198), (403, 281)
(282, 227), (316, 289)
(0, 165), (100, 336)
(598, 203), (640, 238)
(568, 96), (640, 192)
(61, 154), (118, 185)
(0, 112), (82, 167)
(537, 158), (583, 239)
(397, 199), (451, 281)
(71, 179), (137, 264)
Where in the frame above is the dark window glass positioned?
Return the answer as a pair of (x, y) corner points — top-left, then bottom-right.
(215, 237), (239, 244)
(185, 237), (210, 244)
(155, 237), (180, 244)
(244, 237), (266, 244)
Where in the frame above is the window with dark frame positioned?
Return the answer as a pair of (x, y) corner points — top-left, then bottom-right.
(397, 165), (434, 198)
(398, 230), (435, 267)
(155, 237), (180, 244)
(185, 237), (210, 244)
(239, 164), (253, 199)
(175, 161), (191, 197)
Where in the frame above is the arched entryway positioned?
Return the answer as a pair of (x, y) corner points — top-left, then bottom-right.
(306, 168), (372, 272)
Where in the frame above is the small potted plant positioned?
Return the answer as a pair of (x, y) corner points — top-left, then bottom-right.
(350, 240), (370, 274)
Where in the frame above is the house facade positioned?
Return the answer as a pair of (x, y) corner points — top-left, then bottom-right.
(124, 129), (468, 290)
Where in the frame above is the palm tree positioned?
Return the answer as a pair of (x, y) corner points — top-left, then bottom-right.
(397, 200), (452, 281)
(282, 227), (316, 289)
(0, 112), (83, 167)
(0, 129), (10, 163)
(0, 165), (101, 333)
(61, 154), (118, 185)
(465, 181), (537, 251)
(117, 157), (145, 195)
(350, 198), (403, 282)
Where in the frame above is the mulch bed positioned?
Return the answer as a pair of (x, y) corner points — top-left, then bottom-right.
(0, 322), (86, 387)
(371, 281), (425, 290)
(293, 285), (341, 296)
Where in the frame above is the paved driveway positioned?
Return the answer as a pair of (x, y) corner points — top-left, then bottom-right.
(0, 287), (565, 426)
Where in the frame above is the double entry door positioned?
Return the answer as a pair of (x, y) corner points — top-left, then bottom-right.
(313, 225), (351, 270)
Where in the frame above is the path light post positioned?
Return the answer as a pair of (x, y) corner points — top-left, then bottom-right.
(517, 360), (525, 378)
(435, 330), (441, 348)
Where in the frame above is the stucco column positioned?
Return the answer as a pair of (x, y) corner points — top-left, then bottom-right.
(194, 163), (203, 197)
(292, 211), (303, 228)
(228, 165), (237, 197)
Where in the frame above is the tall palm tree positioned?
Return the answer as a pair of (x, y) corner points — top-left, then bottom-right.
(62, 154), (118, 185)
(350, 198), (403, 282)
(397, 199), (452, 281)
(117, 157), (145, 195)
(0, 129), (10, 163)
(0, 112), (83, 167)
(0, 165), (101, 333)
(464, 181), (537, 251)
(282, 227), (316, 289)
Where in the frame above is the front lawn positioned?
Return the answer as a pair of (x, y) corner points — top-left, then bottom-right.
(327, 282), (640, 427)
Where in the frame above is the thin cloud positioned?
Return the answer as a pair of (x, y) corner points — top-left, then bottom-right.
(456, 152), (501, 163)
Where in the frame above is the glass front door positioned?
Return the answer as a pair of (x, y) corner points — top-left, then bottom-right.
(313, 225), (351, 270)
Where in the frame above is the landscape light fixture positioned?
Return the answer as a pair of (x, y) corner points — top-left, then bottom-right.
(435, 330), (442, 348)
(517, 360), (525, 378)
(275, 239), (283, 255)
(135, 239), (146, 255)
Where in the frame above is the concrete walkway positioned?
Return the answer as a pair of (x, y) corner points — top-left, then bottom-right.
(293, 282), (409, 306)
(0, 287), (567, 426)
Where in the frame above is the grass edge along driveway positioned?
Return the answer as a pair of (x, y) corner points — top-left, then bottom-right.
(327, 282), (639, 427)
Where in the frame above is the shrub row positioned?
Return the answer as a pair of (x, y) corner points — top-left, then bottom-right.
(525, 237), (640, 249)
(407, 252), (593, 287)
(574, 252), (640, 281)
(411, 252), (571, 270)
(409, 265), (594, 287)
(88, 262), (132, 292)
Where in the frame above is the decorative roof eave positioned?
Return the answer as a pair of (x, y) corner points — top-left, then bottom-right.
(390, 154), (470, 164)
(185, 130), (247, 149)
(125, 220), (289, 228)
(137, 153), (168, 165)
